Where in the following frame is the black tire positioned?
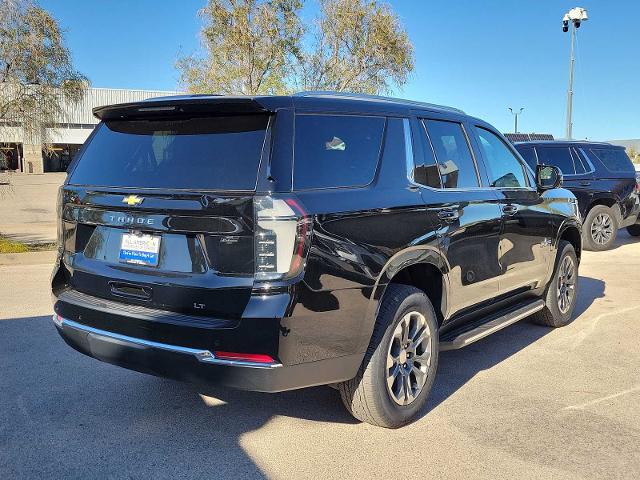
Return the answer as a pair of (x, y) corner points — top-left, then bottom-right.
(626, 224), (640, 237)
(337, 284), (439, 428)
(531, 241), (578, 328)
(582, 205), (618, 251)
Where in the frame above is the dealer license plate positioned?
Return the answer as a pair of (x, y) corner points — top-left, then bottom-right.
(119, 233), (161, 267)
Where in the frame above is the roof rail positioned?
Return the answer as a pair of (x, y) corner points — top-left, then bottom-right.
(294, 91), (465, 115)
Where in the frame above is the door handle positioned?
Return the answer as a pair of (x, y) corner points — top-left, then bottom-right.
(437, 209), (459, 222)
(502, 204), (518, 216)
(580, 181), (591, 186)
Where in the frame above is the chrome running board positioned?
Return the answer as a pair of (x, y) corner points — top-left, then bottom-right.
(439, 299), (545, 351)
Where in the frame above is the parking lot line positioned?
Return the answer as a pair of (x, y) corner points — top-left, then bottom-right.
(564, 385), (640, 410)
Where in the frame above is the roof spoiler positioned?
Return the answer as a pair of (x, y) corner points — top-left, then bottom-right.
(93, 96), (273, 120)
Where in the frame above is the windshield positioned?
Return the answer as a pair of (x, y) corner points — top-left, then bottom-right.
(69, 115), (269, 190)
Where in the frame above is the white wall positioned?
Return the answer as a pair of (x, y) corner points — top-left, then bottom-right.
(47, 127), (95, 145)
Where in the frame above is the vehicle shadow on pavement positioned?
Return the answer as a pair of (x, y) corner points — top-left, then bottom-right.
(600, 229), (637, 251)
(0, 315), (354, 479)
(423, 275), (605, 418)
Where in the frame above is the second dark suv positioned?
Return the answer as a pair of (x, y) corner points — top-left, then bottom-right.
(515, 141), (640, 250)
(52, 93), (581, 428)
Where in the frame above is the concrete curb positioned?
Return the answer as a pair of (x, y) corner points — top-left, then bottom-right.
(0, 250), (57, 266)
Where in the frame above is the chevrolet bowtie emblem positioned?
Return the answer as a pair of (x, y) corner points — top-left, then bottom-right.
(122, 195), (144, 206)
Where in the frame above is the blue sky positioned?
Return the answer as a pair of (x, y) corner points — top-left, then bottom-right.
(41, 0), (639, 140)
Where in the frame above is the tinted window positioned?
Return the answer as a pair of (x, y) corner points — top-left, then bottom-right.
(294, 115), (385, 189)
(413, 121), (441, 188)
(536, 147), (575, 175)
(573, 148), (593, 174)
(475, 127), (527, 188)
(589, 148), (634, 173)
(423, 120), (478, 188)
(571, 148), (588, 174)
(69, 115), (268, 190)
(517, 146), (537, 171)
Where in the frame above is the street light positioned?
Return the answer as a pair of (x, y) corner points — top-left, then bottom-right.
(508, 107), (524, 133)
(562, 7), (588, 139)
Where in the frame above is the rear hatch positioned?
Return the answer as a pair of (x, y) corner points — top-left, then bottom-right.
(57, 111), (270, 320)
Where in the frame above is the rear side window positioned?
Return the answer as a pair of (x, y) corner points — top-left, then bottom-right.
(589, 148), (634, 174)
(412, 121), (441, 188)
(536, 147), (576, 175)
(474, 127), (527, 188)
(294, 114), (385, 190)
(517, 146), (537, 171)
(423, 120), (478, 189)
(69, 115), (268, 190)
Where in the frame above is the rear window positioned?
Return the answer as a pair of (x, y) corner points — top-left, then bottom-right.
(293, 114), (385, 190)
(589, 148), (634, 174)
(69, 115), (269, 190)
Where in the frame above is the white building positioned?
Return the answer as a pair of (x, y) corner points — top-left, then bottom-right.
(0, 87), (180, 174)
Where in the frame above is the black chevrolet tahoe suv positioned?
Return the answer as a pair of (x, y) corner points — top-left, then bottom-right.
(515, 141), (640, 250)
(52, 92), (581, 428)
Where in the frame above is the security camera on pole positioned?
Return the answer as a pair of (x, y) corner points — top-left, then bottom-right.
(562, 7), (588, 140)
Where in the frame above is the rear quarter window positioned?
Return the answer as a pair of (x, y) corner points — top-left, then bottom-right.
(293, 114), (385, 190)
(589, 148), (635, 174)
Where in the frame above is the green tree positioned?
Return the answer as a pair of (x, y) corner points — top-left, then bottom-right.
(0, 0), (88, 144)
(297, 0), (414, 94)
(178, 0), (304, 95)
(178, 0), (415, 95)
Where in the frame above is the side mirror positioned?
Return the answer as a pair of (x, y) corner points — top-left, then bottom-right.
(536, 164), (562, 191)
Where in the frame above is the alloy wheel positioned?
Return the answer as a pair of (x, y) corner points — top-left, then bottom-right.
(557, 255), (576, 314)
(590, 213), (613, 245)
(386, 311), (432, 406)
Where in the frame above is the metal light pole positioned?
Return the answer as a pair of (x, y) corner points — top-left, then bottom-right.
(562, 7), (588, 139)
(508, 107), (524, 133)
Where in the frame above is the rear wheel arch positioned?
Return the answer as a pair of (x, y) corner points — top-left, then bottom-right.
(586, 197), (621, 222)
(385, 262), (446, 326)
(368, 247), (449, 331)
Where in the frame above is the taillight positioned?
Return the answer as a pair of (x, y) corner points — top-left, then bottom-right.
(213, 351), (275, 364)
(635, 173), (640, 194)
(254, 196), (312, 281)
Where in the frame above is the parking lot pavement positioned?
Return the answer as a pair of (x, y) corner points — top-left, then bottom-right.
(1, 233), (639, 479)
(0, 172), (66, 243)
